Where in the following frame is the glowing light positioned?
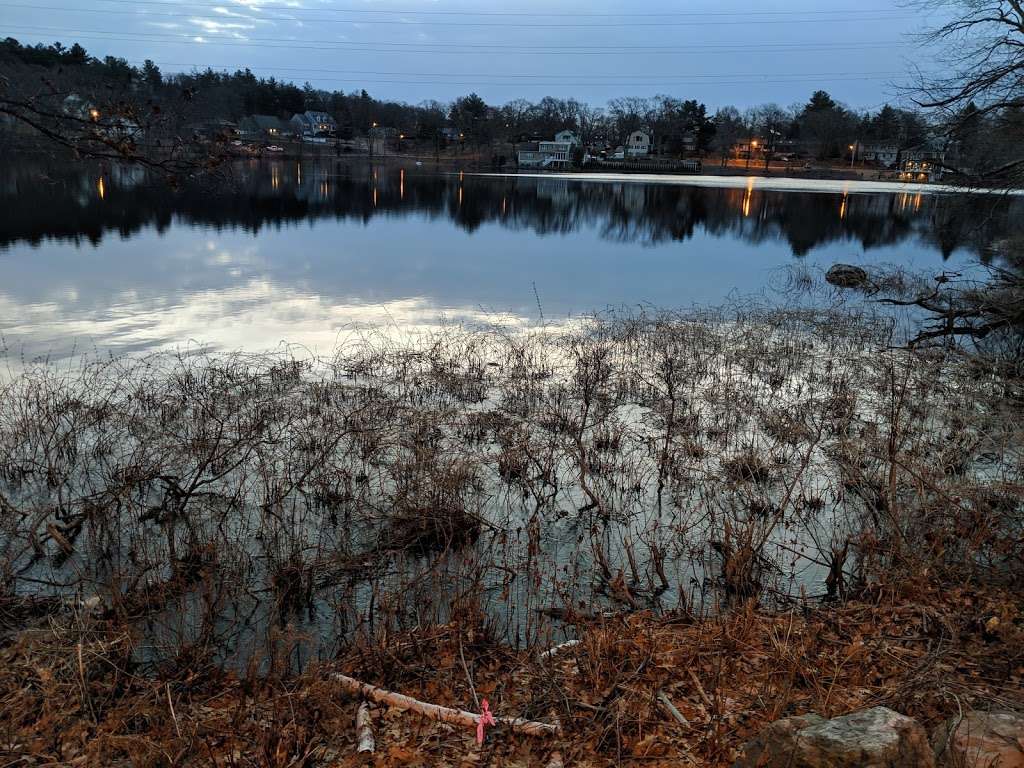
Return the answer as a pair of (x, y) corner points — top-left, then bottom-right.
(97, 176), (105, 199)
(839, 193), (848, 220)
(89, 108), (100, 121)
(742, 177), (754, 217)
(400, 168), (405, 200)
(373, 187), (378, 207)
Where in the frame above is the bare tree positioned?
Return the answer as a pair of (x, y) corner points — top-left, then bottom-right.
(0, 45), (230, 181)
(906, 0), (1024, 182)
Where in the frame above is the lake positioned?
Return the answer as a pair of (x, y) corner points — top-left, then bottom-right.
(1, 158), (1021, 368)
(2, 158), (1020, 665)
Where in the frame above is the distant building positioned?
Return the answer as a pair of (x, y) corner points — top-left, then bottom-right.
(188, 119), (239, 139)
(517, 128), (580, 168)
(857, 142), (900, 167)
(625, 130), (652, 157)
(291, 111), (337, 138)
(61, 94), (142, 141)
(239, 115), (291, 139)
(900, 142), (947, 182)
(857, 140), (947, 180)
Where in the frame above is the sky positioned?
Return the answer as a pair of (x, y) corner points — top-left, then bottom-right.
(3, 0), (952, 110)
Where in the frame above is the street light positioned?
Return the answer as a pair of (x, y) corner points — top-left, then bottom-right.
(849, 143), (856, 168)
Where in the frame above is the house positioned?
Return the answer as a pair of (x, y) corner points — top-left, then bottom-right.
(291, 111), (337, 138)
(625, 130), (652, 157)
(188, 119), (239, 139)
(900, 142), (947, 182)
(239, 115), (292, 139)
(517, 129), (580, 168)
(61, 94), (142, 141)
(856, 140), (946, 180)
(857, 142), (900, 167)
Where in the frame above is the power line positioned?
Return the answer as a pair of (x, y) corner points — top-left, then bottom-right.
(5, 26), (913, 55)
(37, 0), (915, 18)
(136, 62), (909, 80)
(0, 3), (920, 27)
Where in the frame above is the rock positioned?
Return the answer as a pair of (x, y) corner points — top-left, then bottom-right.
(826, 263), (871, 289)
(733, 706), (934, 767)
(732, 713), (826, 767)
(933, 711), (1024, 768)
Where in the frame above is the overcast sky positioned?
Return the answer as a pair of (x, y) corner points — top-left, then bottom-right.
(4, 0), (950, 110)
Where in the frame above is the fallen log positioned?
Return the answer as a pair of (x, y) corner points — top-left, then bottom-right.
(355, 701), (375, 754)
(331, 673), (561, 738)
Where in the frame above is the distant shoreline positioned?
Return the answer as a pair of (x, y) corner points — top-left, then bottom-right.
(471, 171), (1024, 196)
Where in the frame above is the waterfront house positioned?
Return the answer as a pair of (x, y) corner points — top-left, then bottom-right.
(857, 142), (900, 167)
(517, 129), (580, 168)
(60, 94), (142, 142)
(239, 115), (291, 140)
(291, 111), (337, 138)
(625, 129), (652, 157)
(900, 141), (947, 181)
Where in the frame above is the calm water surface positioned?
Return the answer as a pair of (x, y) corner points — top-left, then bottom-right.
(2, 159), (1020, 366)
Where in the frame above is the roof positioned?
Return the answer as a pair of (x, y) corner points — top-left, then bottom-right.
(293, 111), (337, 125)
(243, 115), (289, 130)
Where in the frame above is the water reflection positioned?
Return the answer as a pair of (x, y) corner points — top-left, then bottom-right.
(1, 159), (1021, 365)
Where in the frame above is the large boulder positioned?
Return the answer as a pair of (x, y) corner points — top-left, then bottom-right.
(933, 711), (1024, 768)
(732, 713), (826, 767)
(733, 706), (934, 767)
(825, 263), (871, 289)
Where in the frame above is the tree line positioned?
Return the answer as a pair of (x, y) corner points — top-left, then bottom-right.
(1, 35), (1019, 171)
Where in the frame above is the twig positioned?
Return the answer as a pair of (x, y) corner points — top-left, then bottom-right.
(167, 683), (182, 739)
(656, 689), (690, 727)
(538, 639), (580, 661)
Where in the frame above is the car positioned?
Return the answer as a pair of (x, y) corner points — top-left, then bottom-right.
(265, 145), (284, 152)
(231, 140), (243, 147)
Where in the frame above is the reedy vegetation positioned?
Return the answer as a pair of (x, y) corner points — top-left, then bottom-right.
(0, 308), (1020, 671)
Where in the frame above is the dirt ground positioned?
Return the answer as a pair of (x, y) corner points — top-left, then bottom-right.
(2, 579), (1021, 767)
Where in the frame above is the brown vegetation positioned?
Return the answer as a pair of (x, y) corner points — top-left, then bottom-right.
(0, 308), (1021, 765)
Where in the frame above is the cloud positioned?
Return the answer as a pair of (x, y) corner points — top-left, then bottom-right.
(189, 17), (259, 40)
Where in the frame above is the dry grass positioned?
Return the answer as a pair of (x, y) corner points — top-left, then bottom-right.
(0, 582), (1020, 766)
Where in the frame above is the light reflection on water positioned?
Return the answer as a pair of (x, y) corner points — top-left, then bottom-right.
(1, 159), (1020, 371)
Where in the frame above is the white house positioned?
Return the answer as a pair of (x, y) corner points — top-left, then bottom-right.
(625, 130), (652, 157)
(517, 129), (580, 168)
(290, 111), (337, 138)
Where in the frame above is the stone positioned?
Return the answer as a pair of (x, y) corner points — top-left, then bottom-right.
(826, 263), (871, 289)
(733, 706), (934, 767)
(933, 711), (1024, 768)
(732, 713), (826, 767)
